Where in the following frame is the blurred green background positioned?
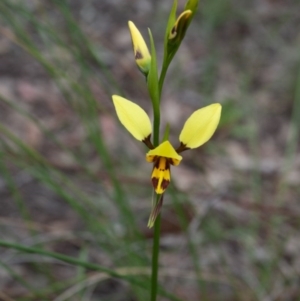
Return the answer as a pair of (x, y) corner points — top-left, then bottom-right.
(0, 0), (300, 300)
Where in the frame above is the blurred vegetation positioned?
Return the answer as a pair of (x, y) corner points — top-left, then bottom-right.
(0, 0), (300, 300)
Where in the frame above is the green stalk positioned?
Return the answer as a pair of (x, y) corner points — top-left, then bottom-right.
(158, 60), (170, 98)
(152, 98), (161, 147)
(149, 109), (162, 301)
(146, 6), (194, 298)
(150, 212), (162, 301)
(147, 29), (163, 301)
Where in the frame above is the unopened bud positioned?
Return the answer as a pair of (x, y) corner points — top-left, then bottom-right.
(128, 21), (151, 75)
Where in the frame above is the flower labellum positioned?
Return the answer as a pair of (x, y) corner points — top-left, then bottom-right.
(146, 141), (182, 194)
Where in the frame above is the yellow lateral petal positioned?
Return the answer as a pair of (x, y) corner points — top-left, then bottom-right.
(128, 21), (151, 73)
(179, 103), (222, 149)
(151, 157), (171, 194)
(146, 141), (182, 162)
(112, 95), (152, 141)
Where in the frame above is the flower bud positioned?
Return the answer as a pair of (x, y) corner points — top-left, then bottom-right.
(168, 10), (192, 43)
(128, 21), (151, 75)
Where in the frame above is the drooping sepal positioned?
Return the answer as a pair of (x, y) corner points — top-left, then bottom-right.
(179, 103), (222, 149)
(128, 21), (151, 75)
(148, 194), (164, 228)
(112, 95), (152, 141)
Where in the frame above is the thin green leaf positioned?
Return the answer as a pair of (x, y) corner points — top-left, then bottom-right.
(147, 28), (160, 147)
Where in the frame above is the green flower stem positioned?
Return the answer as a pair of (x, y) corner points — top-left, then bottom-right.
(150, 196), (162, 301)
(150, 48), (163, 300)
(158, 60), (170, 98)
(153, 103), (161, 147)
(150, 41), (163, 300)
(150, 100), (161, 301)
(148, 19), (179, 301)
(159, 48), (179, 98)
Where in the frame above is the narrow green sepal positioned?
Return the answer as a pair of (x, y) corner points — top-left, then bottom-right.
(147, 29), (159, 106)
(148, 194), (164, 228)
(147, 28), (160, 146)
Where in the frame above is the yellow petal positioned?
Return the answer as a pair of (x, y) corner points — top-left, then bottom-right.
(112, 95), (152, 141)
(151, 157), (171, 194)
(179, 103), (222, 149)
(128, 21), (151, 74)
(146, 141), (182, 163)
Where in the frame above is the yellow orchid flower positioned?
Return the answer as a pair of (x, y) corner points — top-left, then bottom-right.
(112, 95), (222, 194)
(128, 21), (151, 75)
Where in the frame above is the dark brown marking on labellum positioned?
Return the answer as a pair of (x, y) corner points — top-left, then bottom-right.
(154, 158), (161, 169)
(165, 159), (170, 170)
(152, 177), (159, 189)
(168, 158), (177, 165)
(155, 157), (170, 171)
(161, 179), (170, 190)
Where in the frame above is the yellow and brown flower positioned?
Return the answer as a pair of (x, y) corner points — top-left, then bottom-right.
(112, 95), (222, 195)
